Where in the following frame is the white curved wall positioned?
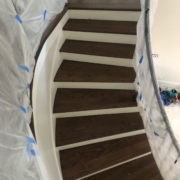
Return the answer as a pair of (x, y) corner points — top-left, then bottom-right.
(32, 11), (69, 180)
(152, 0), (180, 88)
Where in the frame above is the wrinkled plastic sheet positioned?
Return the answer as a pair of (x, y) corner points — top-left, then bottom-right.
(165, 104), (180, 146)
(134, 0), (180, 179)
(0, 0), (65, 179)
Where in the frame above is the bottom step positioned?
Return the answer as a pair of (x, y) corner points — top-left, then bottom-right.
(84, 154), (163, 180)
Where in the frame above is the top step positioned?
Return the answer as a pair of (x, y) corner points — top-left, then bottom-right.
(68, 0), (141, 11)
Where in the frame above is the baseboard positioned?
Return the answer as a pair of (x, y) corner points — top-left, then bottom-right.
(158, 80), (180, 89)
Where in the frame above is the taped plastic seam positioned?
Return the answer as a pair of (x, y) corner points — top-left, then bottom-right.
(0, 0), (66, 179)
(134, 0), (180, 179)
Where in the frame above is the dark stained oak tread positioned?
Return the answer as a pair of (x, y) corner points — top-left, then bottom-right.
(63, 19), (137, 35)
(56, 112), (144, 146)
(84, 154), (163, 180)
(69, 0), (140, 2)
(68, 0), (140, 4)
(69, 3), (141, 11)
(53, 89), (137, 113)
(151, 174), (164, 180)
(60, 40), (135, 59)
(54, 60), (136, 82)
(60, 134), (150, 180)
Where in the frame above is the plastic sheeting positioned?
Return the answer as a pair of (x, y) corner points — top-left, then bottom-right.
(165, 104), (180, 147)
(0, 0), (66, 179)
(134, 0), (180, 179)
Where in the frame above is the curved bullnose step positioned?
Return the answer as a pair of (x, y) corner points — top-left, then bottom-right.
(60, 134), (150, 180)
(53, 89), (137, 113)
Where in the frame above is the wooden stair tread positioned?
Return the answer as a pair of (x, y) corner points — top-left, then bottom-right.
(151, 174), (163, 180)
(63, 19), (137, 35)
(56, 112), (144, 146)
(60, 134), (150, 180)
(84, 154), (163, 180)
(54, 60), (136, 82)
(69, 3), (141, 11)
(60, 40), (135, 59)
(53, 89), (137, 113)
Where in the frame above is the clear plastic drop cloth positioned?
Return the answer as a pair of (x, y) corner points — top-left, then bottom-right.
(165, 104), (180, 147)
(134, 0), (180, 179)
(0, 0), (66, 179)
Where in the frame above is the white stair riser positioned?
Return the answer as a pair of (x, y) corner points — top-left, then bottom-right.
(56, 129), (145, 151)
(62, 52), (133, 67)
(64, 31), (136, 44)
(53, 107), (139, 119)
(68, 10), (140, 21)
(54, 82), (134, 90)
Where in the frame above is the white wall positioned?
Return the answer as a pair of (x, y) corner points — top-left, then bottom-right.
(152, 0), (180, 87)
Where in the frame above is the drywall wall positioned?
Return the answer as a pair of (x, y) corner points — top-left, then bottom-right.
(152, 0), (180, 88)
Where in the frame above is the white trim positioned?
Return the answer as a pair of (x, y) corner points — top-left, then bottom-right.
(53, 107), (139, 118)
(64, 31), (136, 44)
(77, 152), (152, 180)
(32, 11), (69, 180)
(158, 80), (180, 89)
(62, 53), (133, 67)
(56, 129), (145, 151)
(54, 82), (134, 90)
(68, 10), (140, 22)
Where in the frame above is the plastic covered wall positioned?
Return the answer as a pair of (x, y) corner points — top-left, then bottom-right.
(134, 0), (180, 179)
(0, 0), (66, 179)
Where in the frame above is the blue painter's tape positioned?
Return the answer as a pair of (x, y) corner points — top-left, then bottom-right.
(154, 132), (159, 137)
(140, 93), (142, 101)
(150, 119), (152, 122)
(139, 55), (144, 64)
(27, 136), (36, 144)
(137, 82), (140, 86)
(18, 65), (29, 72)
(26, 144), (36, 156)
(15, 15), (22, 24)
(44, 10), (47, 20)
(27, 84), (30, 89)
(20, 105), (26, 113)
(30, 149), (36, 156)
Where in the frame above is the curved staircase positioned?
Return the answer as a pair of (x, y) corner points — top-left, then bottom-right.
(33, 1), (163, 180)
